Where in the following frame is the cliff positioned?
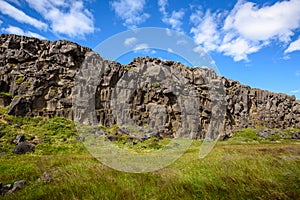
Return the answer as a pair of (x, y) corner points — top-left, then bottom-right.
(0, 34), (299, 139)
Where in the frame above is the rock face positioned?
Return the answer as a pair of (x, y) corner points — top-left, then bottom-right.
(13, 142), (35, 154)
(0, 34), (299, 139)
(0, 180), (26, 195)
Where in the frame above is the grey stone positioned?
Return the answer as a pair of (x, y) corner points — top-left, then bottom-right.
(3, 184), (13, 190)
(0, 183), (12, 195)
(291, 132), (300, 139)
(8, 180), (26, 193)
(257, 130), (270, 139)
(76, 136), (85, 142)
(13, 142), (35, 154)
(13, 134), (25, 145)
(117, 126), (130, 135)
(37, 172), (52, 182)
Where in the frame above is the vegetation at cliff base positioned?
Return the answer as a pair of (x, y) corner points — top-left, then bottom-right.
(0, 107), (300, 199)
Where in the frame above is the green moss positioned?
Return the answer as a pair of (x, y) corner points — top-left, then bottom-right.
(13, 94), (30, 99)
(23, 61), (33, 65)
(124, 65), (134, 71)
(98, 124), (118, 134)
(14, 74), (24, 85)
(227, 128), (268, 143)
(0, 106), (81, 155)
(151, 82), (160, 87)
(0, 92), (12, 97)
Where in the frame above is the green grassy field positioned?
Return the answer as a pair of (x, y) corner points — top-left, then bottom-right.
(0, 107), (300, 199)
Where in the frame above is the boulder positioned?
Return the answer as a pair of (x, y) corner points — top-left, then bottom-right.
(13, 142), (35, 154)
(257, 129), (271, 139)
(8, 180), (26, 194)
(291, 132), (300, 139)
(13, 134), (25, 145)
(0, 180), (26, 195)
(37, 172), (52, 182)
(0, 183), (12, 195)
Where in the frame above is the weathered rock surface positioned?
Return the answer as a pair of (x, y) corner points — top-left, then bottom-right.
(0, 180), (26, 195)
(0, 34), (299, 139)
(13, 141), (35, 154)
(36, 172), (52, 182)
(13, 134), (25, 144)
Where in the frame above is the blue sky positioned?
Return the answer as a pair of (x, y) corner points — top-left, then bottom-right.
(0, 0), (300, 99)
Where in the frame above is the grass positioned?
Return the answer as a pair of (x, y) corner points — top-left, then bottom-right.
(0, 107), (84, 155)
(0, 107), (300, 199)
(0, 142), (299, 199)
(226, 127), (299, 144)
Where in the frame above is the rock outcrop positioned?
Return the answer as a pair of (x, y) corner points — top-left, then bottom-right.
(0, 34), (299, 139)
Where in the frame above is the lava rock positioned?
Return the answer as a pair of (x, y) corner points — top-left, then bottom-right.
(37, 172), (52, 182)
(105, 135), (117, 142)
(257, 129), (271, 139)
(291, 132), (300, 139)
(0, 183), (13, 195)
(117, 126), (130, 135)
(13, 134), (25, 145)
(13, 142), (35, 154)
(76, 136), (85, 142)
(8, 180), (26, 194)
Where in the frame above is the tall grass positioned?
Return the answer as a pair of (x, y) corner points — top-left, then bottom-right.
(0, 142), (299, 199)
(0, 107), (299, 199)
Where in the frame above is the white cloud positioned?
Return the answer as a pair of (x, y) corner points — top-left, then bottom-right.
(158, 0), (185, 32)
(133, 43), (156, 54)
(162, 10), (185, 32)
(190, 0), (300, 62)
(193, 46), (206, 57)
(2, 25), (46, 39)
(296, 70), (300, 76)
(124, 37), (137, 46)
(176, 39), (187, 45)
(285, 37), (300, 53)
(290, 89), (300, 94)
(224, 0), (300, 42)
(111, 0), (149, 29)
(218, 38), (261, 61)
(0, 0), (48, 30)
(158, 0), (167, 14)
(150, 50), (156, 54)
(25, 0), (95, 38)
(165, 28), (172, 36)
(190, 10), (220, 51)
(134, 43), (149, 52)
(2, 26), (24, 35)
(167, 48), (173, 53)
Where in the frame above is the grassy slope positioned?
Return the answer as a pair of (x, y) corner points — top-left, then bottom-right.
(0, 108), (300, 200)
